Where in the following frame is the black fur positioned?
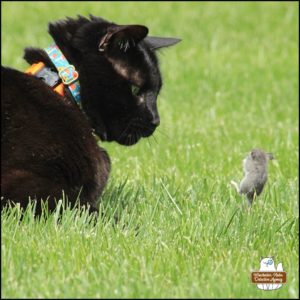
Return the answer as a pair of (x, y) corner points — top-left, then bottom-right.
(1, 15), (180, 214)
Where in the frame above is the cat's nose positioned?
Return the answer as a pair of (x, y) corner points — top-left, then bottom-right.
(150, 116), (160, 127)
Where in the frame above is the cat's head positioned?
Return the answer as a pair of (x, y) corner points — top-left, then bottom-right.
(48, 15), (181, 145)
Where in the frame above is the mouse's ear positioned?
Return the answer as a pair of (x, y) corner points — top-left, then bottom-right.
(251, 150), (257, 160)
(267, 153), (274, 160)
(98, 25), (148, 52)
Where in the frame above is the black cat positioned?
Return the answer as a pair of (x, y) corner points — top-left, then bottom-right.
(1, 15), (180, 214)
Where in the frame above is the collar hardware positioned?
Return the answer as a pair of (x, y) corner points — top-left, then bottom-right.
(58, 65), (79, 85)
(36, 66), (60, 87)
(25, 44), (81, 105)
(44, 44), (81, 104)
(26, 62), (60, 88)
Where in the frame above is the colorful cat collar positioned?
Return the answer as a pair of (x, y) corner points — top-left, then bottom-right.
(25, 44), (81, 104)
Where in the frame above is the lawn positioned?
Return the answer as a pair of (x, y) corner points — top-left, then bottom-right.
(1, 1), (299, 298)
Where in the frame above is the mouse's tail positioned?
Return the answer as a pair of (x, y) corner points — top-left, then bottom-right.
(230, 180), (240, 194)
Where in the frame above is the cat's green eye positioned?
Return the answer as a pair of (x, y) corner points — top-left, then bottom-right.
(131, 85), (140, 96)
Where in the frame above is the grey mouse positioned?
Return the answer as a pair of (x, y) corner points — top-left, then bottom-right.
(231, 149), (274, 205)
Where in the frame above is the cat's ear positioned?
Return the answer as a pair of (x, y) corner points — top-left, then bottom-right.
(48, 16), (91, 60)
(144, 36), (181, 50)
(99, 25), (148, 52)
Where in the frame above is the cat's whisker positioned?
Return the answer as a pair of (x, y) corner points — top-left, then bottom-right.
(160, 121), (171, 129)
(118, 120), (133, 141)
(147, 135), (153, 148)
(147, 138), (157, 155)
(152, 134), (158, 145)
(156, 128), (170, 139)
(134, 131), (138, 144)
(160, 124), (171, 132)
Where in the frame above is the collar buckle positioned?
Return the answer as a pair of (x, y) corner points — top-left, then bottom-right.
(44, 44), (81, 104)
(58, 65), (79, 85)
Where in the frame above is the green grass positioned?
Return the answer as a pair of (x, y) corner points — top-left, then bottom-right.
(1, 1), (299, 298)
